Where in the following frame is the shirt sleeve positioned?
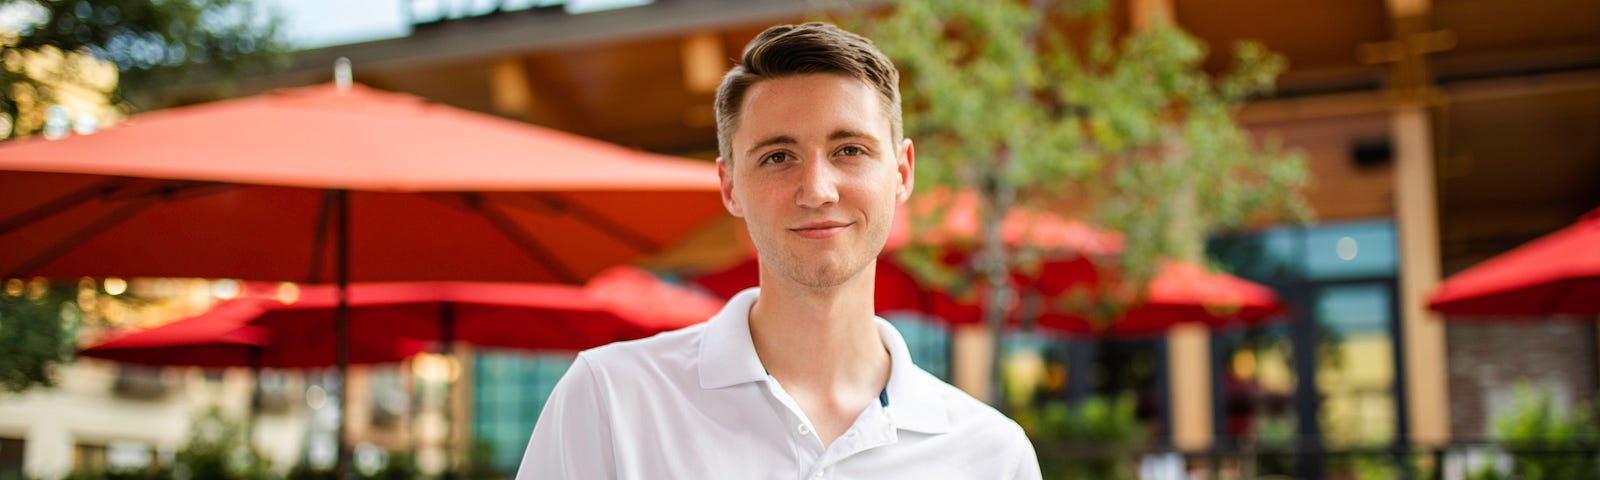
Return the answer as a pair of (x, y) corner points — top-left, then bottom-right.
(1011, 430), (1043, 480)
(515, 354), (616, 480)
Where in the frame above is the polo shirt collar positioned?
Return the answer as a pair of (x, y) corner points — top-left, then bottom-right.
(875, 317), (952, 435)
(697, 288), (768, 389)
(697, 287), (953, 435)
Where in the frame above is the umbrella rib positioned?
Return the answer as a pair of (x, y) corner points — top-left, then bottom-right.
(462, 193), (582, 284)
(306, 190), (336, 283)
(1537, 277), (1580, 315)
(7, 198), (156, 277)
(100, 180), (237, 203)
(524, 193), (663, 253)
(0, 177), (132, 235)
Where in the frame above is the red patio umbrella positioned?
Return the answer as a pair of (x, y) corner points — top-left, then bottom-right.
(1428, 207), (1600, 316)
(249, 266), (720, 352)
(1051, 260), (1283, 337)
(201, 266), (720, 465)
(78, 298), (429, 450)
(79, 298), (427, 368)
(0, 82), (722, 283)
(0, 79), (724, 475)
(912, 258), (1280, 338)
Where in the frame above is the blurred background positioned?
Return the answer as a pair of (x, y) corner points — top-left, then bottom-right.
(1, 0), (1598, 479)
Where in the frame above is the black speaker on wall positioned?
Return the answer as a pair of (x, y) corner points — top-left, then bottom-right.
(1351, 138), (1394, 170)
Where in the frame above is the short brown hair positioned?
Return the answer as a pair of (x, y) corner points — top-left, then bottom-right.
(714, 22), (902, 162)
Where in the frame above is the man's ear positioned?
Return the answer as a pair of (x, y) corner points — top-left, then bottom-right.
(717, 157), (744, 218)
(896, 139), (915, 204)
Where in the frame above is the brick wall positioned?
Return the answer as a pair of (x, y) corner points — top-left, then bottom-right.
(1446, 319), (1598, 439)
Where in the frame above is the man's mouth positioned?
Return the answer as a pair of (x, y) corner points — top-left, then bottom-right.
(790, 221), (854, 239)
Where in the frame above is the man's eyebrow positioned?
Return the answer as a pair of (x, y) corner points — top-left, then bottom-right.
(829, 129), (878, 143)
(745, 135), (798, 157)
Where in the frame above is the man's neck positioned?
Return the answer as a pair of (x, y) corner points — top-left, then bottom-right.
(748, 262), (889, 397)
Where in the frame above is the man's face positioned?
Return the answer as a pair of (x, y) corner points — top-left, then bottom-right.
(717, 74), (914, 289)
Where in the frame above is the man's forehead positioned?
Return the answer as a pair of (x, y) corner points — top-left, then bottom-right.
(731, 75), (891, 145)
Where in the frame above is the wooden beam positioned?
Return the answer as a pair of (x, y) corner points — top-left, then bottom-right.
(488, 56), (534, 118)
(1238, 90), (1396, 124)
(681, 31), (726, 95)
(1130, 0), (1175, 31)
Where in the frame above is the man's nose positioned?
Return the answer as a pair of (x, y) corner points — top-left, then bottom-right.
(796, 155), (840, 209)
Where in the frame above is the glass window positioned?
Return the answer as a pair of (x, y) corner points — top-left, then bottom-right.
(471, 349), (574, 474)
(0, 438), (25, 480)
(886, 314), (951, 381)
(1208, 220), (1400, 450)
(1314, 283), (1397, 447)
(1316, 284), (1392, 336)
(368, 365), (407, 430)
(1304, 222), (1397, 281)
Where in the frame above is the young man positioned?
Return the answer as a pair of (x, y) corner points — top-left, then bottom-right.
(517, 22), (1041, 479)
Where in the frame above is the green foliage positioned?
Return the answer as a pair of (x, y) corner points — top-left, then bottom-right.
(839, 0), (1311, 325)
(285, 463), (335, 480)
(1250, 413), (1297, 477)
(0, 281), (76, 393)
(1330, 452), (1432, 480)
(1467, 461), (1512, 480)
(364, 450), (418, 480)
(1015, 394), (1146, 480)
(1489, 385), (1599, 480)
(174, 405), (271, 480)
(63, 465), (173, 480)
(1, 0), (289, 138)
(455, 437), (504, 480)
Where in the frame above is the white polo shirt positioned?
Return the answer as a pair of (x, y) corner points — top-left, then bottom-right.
(516, 288), (1042, 479)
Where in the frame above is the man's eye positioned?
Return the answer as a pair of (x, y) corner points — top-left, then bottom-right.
(837, 146), (865, 157)
(762, 152), (792, 164)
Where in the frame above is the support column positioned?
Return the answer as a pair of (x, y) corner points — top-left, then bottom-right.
(1382, 0), (1453, 449)
(1394, 104), (1450, 446)
(952, 324), (996, 404)
(1169, 324), (1214, 451)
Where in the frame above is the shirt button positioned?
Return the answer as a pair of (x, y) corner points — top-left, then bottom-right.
(815, 470), (826, 478)
(797, 423), (811, 436)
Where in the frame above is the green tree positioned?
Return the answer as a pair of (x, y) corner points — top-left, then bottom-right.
(839, 0), (1310, 402)
(0, 279), (76, 393)
(1488, 385), (1599, 480)
(1, 0), (289, 139)
(175, 405), (271, 480)
(1015, 394), (1146, 480)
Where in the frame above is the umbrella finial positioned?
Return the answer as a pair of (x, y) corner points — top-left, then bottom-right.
(335, 57), (353, 94)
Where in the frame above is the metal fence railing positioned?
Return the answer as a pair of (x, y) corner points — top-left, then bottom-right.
(1034, 441), (1600, 480)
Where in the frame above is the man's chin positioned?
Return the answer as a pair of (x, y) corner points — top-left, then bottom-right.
(780, 260), (870, 290)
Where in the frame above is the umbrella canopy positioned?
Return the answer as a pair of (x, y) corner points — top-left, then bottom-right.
(248, 266), (721, 351)
(1073, 260), (1283, 337)
(79, 298), (427, 368)
(0, 82), (724, 283)
(917, 259), (1281, 338)
(0, 80), (725, 475)
(1428, 207), (1600, 316)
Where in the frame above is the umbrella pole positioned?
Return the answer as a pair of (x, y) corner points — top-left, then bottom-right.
(249, 347), (262, 454)
(333, 189), (352, 480)
(439, 303), (457, 479)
